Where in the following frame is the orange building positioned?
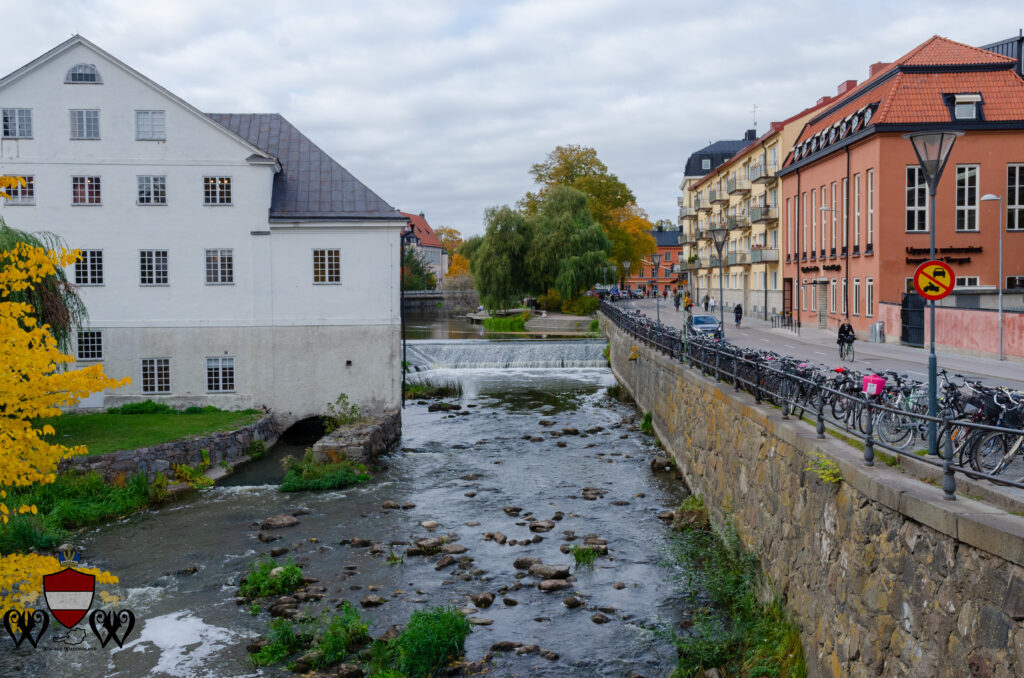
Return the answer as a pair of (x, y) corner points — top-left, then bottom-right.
(624, 226), (683, 297)
(779, 36), (1024, 354)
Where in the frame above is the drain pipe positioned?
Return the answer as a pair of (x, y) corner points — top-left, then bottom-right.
(844, 146), (851, 324)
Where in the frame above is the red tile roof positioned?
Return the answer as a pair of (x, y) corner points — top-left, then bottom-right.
(400, 211), (444, 249)
(785, 36), (1024, 168)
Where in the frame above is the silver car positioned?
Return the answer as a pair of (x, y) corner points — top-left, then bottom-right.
(686, 313), (722, 339)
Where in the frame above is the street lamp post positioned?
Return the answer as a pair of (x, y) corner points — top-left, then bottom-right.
(623, 260), (631, 296)
(981, 194), (1004, 361)
(710, 227), (729, 341)
(650, 253), (662, 325)
(904, 130), (963, 461)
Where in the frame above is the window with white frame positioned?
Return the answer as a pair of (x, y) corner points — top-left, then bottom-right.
(801, 279), (807, 310)
(830, 278), (837, 312)
(771, 271), (778, 290)
(956, 165), (979, 231)
(1009, 165), (1024, 231)
(866, 278), (874, 317)
(786, 197), (792, 256)
(203, 177), (232, 205)
(69, 109), (99, 139)
(313, 249), (340, 284)
(906, 167), (928, 231)
(854, 173), (861, 248)
(74, 250), (103, 285)
(141, 358), (170, 394)
(841, 278), (848, 315)
(953, 94), (980, 120)
(206, 357), (235, 392)
(802, 192), (808, 257)
(830, 182), (837, 251)
(819, 184), (826, 253)
(135, 110), (166, 140)
(810, 189), (816, 253)
(76, 330), (102, 361)
(140, 250), (169, 285)
(4, 176), (34, 204)
(205, 249), (234, 284)
(842, 177), (849, 248)
(72, 176), (101, 205)
(853, 278), (861, 316)
(2, 108), (31, 138)
(955, 276), (979, 287)
(867, 169), (874, 247)
(1007, 275), (1024, 289)
(701, 158), (711, 170)
(65, 63), (102, 83)
(137, 176), (166, 205)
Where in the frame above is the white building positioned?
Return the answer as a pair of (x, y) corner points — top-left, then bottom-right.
(400, 211), (448, 285)
(0, 36), (406, 422)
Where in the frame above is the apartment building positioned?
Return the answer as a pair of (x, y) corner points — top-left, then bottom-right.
(0, 36), (407, 420)
(778, 35), (1024, 353)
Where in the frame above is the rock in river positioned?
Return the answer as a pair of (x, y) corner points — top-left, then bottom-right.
(591, 612), (611, 624)
(529, 563), (570, 579)
(360, 594), (386, 608)
(470, 591), (495, 608)
(538, 579), (572, 592)
(513, 556), (542, 570)
(260, 514), (299, 530)
(529, 520), (555, 533)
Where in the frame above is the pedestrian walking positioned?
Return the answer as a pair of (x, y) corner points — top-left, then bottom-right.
(709, 297), (716, 314)
(734, 303), (743, 327)
(673, 292), (681, 311)
(703, 295), (709, 311)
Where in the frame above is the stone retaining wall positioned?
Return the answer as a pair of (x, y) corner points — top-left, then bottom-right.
(311, 409), (401, 465)
(59, 414), (281, 482)
(601, 315), (1024, 678)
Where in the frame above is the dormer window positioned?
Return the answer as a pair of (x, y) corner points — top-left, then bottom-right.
(953, 94), (981, 120)
(65, 64), (102, 84)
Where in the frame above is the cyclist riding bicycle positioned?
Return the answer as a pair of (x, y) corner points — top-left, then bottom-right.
(837, 318), (856, 347)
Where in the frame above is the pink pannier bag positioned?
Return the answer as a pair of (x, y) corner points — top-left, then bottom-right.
(862, 374), (886, 396)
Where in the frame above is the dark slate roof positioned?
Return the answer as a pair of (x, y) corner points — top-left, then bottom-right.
(208, 113), (402, 221)
(682, 132), (754, 176)
(650, 229), (682, 247)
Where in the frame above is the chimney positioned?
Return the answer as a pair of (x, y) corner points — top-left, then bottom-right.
(816, 95), (833, 106)
(744, 129), (757, 141)
(837, 79), (858, 96)
(868, 62), (890, 78)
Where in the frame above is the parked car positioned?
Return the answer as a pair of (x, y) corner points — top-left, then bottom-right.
(686, 313), (722, 339)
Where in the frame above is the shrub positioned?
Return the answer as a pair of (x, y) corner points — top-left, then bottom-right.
(106, 400), (175, 415)
(250, 617), (311, 667)
(562, 296), (599, 316)
(404, 378), (463, 400)
(247, 440), (267, 460)
(640, 411), (654, 436)
(394, 606), (471, 678)
(240, 557), (304, 598)
(538, 288), (562, 312)
(323, 393), (364, 434)
(313, 603), (370, 668)
(280, 450), (370, 492)
(482, 311), (529, 332)
(571, 544), (597, 568)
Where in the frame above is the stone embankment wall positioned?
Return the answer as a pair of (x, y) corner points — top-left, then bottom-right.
(60, 414), (281, 482)
(311, 409), (401, 465)
(601, 315), (1024, 678)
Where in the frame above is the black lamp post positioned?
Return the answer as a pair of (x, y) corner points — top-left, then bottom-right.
(710, 227), (728, 341)
(623, 260), (631, 295)
(903, 130), (963, 465)
(650, 253), (662, 324)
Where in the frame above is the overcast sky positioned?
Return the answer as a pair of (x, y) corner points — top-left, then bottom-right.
(2, 1), (1020, 235)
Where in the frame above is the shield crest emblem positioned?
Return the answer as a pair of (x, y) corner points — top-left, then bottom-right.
(43, 567), (95, 629)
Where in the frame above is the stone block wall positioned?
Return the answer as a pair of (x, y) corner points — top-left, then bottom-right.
(601, 315), (1024, 678)
(311, 409), (401, 466)
(59, 414), (281, 482)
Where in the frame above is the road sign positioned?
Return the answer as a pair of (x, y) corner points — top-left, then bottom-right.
(913, 260), (955, 300)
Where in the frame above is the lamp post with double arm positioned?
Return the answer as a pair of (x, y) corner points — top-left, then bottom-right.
(650, 252), (662, 325)
(981, 193), (1004, 361)
(903, 130), (963, 462)
(710, 227), (729, 342)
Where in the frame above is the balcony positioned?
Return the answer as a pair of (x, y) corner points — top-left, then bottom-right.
(695, 198), (712, 214)
(679, 259), (700, 271)
(726, 215), (750, 231)
(727, 178), (751, 196)
(750, 205), (778, 224)
(709, 189), (730, 206)
(678, 231), (697, 246)
(726, 252), (750, 266)
(678, 206), (697, 221)
(703, 256), (723, 268)
(677, 196), (687, 207)
(750, 163), (778, 185)
(749, 248), (779, 263)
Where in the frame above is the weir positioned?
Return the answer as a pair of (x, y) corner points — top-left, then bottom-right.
(405, 339), (607, 370)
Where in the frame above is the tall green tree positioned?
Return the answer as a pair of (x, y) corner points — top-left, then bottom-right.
(525, 186), (612, 299)
(402, 246), (436, 291)
(469, 207), (533, 310)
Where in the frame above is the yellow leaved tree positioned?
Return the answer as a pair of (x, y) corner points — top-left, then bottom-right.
(0, 223), (129, 611)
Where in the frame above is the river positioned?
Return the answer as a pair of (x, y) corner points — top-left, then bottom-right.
(4, 313), (700, 677)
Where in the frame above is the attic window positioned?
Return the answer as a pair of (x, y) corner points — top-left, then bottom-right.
(953, 94), (981, 120)
(65, 64), (102, 84)
(701, 158), (711, 170)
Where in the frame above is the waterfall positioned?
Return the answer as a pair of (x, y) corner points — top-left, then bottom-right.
(406, 339), (607, 370)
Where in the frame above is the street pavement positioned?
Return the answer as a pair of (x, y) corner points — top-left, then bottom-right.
(615, 297), (1024, 392)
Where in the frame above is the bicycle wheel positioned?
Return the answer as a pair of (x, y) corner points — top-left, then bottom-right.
(847, 343), (854, 361)
(876, 411), (914, 450)
(970, 431), (1011, 475)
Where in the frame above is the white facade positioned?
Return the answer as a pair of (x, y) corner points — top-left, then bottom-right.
(0, 37), (405, 421)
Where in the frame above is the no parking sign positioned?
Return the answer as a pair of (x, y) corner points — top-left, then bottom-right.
(913, 260), (955, 301)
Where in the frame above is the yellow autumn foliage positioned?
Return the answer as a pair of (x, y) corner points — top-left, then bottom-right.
(446, 252), (471, 277)
(1, 239), (129, 611)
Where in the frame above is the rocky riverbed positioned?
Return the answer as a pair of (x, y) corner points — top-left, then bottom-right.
(3, 368), (698, 677)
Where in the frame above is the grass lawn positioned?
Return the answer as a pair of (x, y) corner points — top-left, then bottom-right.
(37, 409), (263, 455)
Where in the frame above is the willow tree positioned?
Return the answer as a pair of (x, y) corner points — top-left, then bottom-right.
(470, 207), (533, 310)
(526, 186), (612, 300)
(0, 220), (87, 353)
